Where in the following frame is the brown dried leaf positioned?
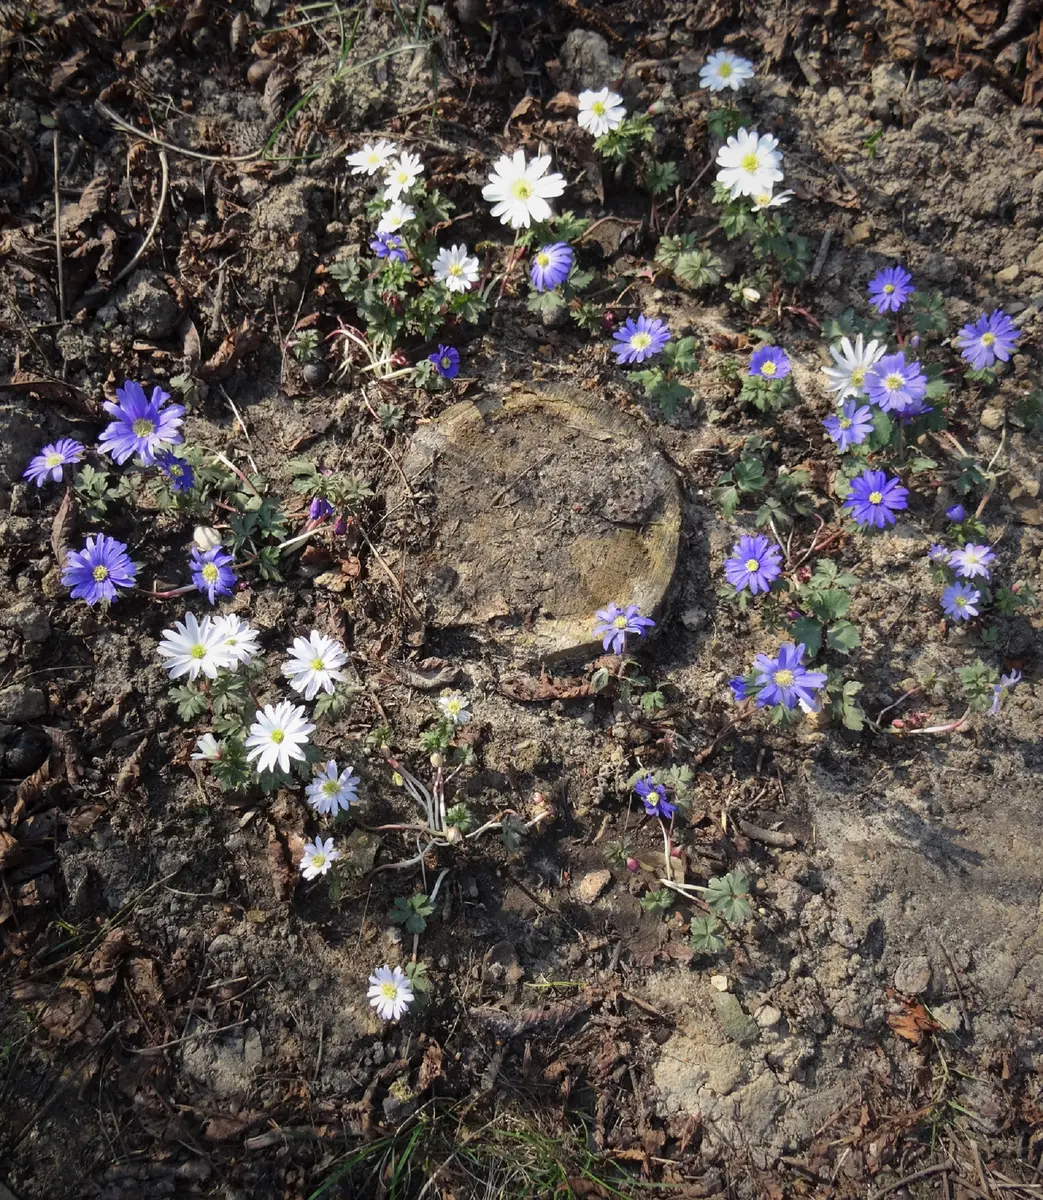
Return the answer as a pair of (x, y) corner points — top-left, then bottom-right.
(417, 1042), (444, 1091)
(127, 956), (165, 1008)
(545, 90), (576, 114)
(0, 375), (99, 417)
(114, 736), (150, 795)
(205, 1114), (251, 1141)
(181, 318), (202, 370)
(38, 979), (97, 1042)
(8, 757), (56, 828)
(43, 725), (82, 784)
(266, 825), (295, 902)
(200, 318), (264, 380)
(887, 1001), (940, 1044)
(59, 175), (109, 237)
(50, 50), (86, 93)
(90, 928), (133, 993)
(0, 830), (27, 869)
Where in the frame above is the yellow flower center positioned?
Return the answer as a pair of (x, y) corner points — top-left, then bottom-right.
(745, 558), (760, 572)
(630, 332), (652, 350)
(883, 283), (895, 294)
(761, 360), (776, 377)
(511, 179), (534, 200)
(168, 464), (183, 478)
(380, 981), (398, 999)
(132, 418), (155, 437)
(613, 615), (628, 629)
(591, 101), (605, 116)
(884, 373), (903, 391)
(851, 369), (865, 386)
(741, 152), (760, 172)
(755, 193), (770, 207)
(45, 452), (62, 467)
(271, 730), (285, 744)
(955, 597), (967, 608)
(839, 418), (852, 429)
(981, 332), (995, 346)
(536, 252), (550, 267)
(719, 62), (733, 77)
(310, 852), (326, 869)
(440, 357), (452, 369)
(322, 779), (340, 796)
(311, 657), (325, 671)
(202, 563), (219, 584)
(868, 491), (883, 504)
(773, 669), (794, 686)
(92, 565), (109, 581)
(190, 644), (207, 660)
(448, 263), (463, 276)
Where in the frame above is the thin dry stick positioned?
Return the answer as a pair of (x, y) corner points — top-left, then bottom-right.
(112, 148), (169, 286)
(97, 100), (267, 163)
(52, 134), (65, 324)
(868, 1162), (957, 1200)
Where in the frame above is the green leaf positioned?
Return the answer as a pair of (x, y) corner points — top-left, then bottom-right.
(693, 871), (752, 924)
(790, 617), (823, 659)
(689, 915), (724, 955)
(826, 619), (861, 654)
(713, 484), (740, 518)
(809, 588), (851, 622)
(169, 684), (208, 721)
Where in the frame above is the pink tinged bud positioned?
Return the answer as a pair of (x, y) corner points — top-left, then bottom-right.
(626, 857), (640, 873)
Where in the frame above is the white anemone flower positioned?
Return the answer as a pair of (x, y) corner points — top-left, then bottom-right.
(822, 334), (887, 400)
(700, 50), (755, 92)
(191, 733), (224, 761)
(751, 188), (794, 212)
(382, 151), (424, 202)
(244, 700), (315, 775)
(211, 613), (261, 666)
(367, 964), (414, 1021)
(482, 150), (566, 229)
(437, 691), (471, 726)
(192, 524), (222, 552)
(715, 128), (783, 199)
(432, 244), (480, 293)
(577, 87), (626, 137)
(377, 201), (416, 234)
(347, 139), (397, 176)
(306, 760), (361, 816)
(300, 835), (340, 881)
(157, 613), (237, 681)
(283, 630), (350, 701)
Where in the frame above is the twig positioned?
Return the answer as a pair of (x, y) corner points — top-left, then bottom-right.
(737, 817), (797, 849)
(868, 1162), (957, 1200)
(128, 1019), (248, 1053)
(97, 100), (268, 163)
(112, 149), (169, 285)
(358, 527), (424, 620)
(52, 134), (65, 324)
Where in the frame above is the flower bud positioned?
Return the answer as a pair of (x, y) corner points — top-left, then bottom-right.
(193, 525), (221, 551)
(430, 752), (443, 769)
(646, 100), (665, 116)
(742, 287), (761, 303)
(626, 856), (640, 873)
(445, 824), (463, 844)
(333, 515), (348, 536)
(391, 771), (404, 787)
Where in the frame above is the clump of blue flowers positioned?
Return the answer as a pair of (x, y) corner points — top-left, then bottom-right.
(954, 309), (1020, 371)
(867, 265), (914, 314)
(530, 242), (573, 292)
(62, 534), (138, 605)
(593, 602), (656, 656)
(98, 381), (184, 465)
(723, 534), (782, 595)
(23, 439), (85, 487)
(731, 643), (828, 722)
(612, 315), (671, 365)
(741, 343), (795, 411)
(191, 546), (237, 605)
(843, 469), (909, 529)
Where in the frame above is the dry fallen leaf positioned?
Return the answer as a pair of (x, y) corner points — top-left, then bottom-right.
(887, 1001), (940, 1044)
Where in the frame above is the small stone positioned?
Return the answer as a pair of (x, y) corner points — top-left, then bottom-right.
(1, 602), (50, 643)
(243, 1027), (263, 1066)
(116, 269), (179, 339)
(0, 684), (46, 722)
(575, 869), (612, 904)
(754, 1004), (782, 1028)
(208, 934), (240, 956)
(303, 362), (329, 386)
(995, 265), (1020, 284)
(894, 954), (931, 995)
(3, 728), (49, 776)
(482, 940), (524, 984)
(933, 1001), (963, 1033)
(712, 991), (759, 1046)
(681, 606), (707, 630)
(709, 974), (730, 992)
(980, 406), (1004, 430)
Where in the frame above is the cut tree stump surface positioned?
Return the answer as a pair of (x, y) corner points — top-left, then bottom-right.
(401, 389), (682, 660)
